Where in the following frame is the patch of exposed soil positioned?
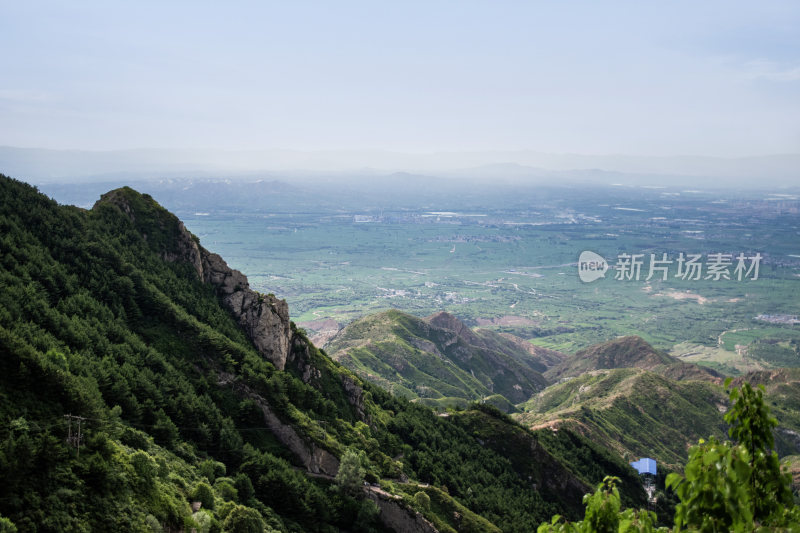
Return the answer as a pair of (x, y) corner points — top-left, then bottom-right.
(297, 319), (341, 348)
(475, 315), (540, 327)
(653, 290), (710, 305)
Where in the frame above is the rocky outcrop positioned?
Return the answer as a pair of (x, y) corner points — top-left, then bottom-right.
(286, 335), (320, 383)
(163, 221), (205, 277)
(218, 372), (340, 476)
(365, 489), (438, 533)
(200, 251), (291, 370)
(256, 399), (339, 476)
(342, 375), (367, 421)
(171, 219), (292, 371)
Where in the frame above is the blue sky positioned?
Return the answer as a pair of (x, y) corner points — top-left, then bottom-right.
(1, 1), (798, 156)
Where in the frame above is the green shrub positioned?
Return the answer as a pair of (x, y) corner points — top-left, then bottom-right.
(414, 491), (431, 512)
(221, 505), (264, 533)
(192, 482), (216, 511)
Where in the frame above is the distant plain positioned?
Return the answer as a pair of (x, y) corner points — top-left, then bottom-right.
(119, 179), (800, 375)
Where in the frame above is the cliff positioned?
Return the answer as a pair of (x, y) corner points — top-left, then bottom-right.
(95, 187), (292, 370)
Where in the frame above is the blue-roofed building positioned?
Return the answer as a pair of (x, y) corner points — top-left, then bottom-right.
(630, 457), (657, 476)
(631, 458), (658, 507)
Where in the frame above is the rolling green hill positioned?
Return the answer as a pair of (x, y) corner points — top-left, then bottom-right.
(544, 335), (721, 383)
(325, 310), (552, 409)
(520, 363), (800, 473)
(0, 175), (645, 532)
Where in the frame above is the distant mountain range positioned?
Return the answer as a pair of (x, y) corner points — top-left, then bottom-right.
(3, 145), (799, 187)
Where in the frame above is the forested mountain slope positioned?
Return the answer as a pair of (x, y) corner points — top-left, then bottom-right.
(0, 175), (645, 532)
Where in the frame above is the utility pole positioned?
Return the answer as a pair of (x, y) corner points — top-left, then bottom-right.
(64, 414), (87, 456)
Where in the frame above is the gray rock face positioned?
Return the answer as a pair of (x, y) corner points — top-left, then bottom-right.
(366, 490), (439, 533)
(163, 221), (204, 277)
(201, 251), (291, 370)
(218, 372), (340, 476)
(287, 336), (370, 424)
(257, 398), (340, 476)
(170, 220), (292, 370)
(341, 375), (367, 421)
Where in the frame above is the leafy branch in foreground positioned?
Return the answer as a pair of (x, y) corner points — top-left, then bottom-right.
(540, 380), (800, 532)
(537, 476), (659, 533)
(668, 379), (798, 531)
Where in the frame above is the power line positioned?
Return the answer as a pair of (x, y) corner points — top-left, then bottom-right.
(64, 414), (87, 456)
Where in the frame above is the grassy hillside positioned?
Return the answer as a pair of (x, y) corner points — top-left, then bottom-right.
(518, 368), (730, 469)
(325, 309), (550, 409)
(0, 175), (644, 532)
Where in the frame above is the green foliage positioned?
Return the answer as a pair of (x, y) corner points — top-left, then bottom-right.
(725, 379), (793, 520)
(396, 484), (501, 533)
(200, 459), (227, 483)
(233, 473), (255, 504)
(354, 500), (381, 533)
(144, 514), (162, 532)
(335, 448), (366, 494)
(414, 490), (431, 511)
(130, 450), (158, 493)
(221, 505), (265, 533)
(667, 379), (798, 531)
(582, 476), (623, 532)
(192, 482), (216, 511)
(666, 437), (754, 531)
(0, 516), (17, 533)
(538, 477), (660, 533)
(192, 510), (215, 533)
(215, 479), (239, 502)
(532, 426), (647, 510)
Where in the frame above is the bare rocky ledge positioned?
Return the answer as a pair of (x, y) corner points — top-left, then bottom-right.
(175, 220), (292, 371)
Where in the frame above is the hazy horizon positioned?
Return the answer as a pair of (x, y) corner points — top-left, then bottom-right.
(2, 145), (798, 190)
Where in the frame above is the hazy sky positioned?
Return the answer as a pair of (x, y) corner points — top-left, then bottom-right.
(1, 1), (798, 157)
